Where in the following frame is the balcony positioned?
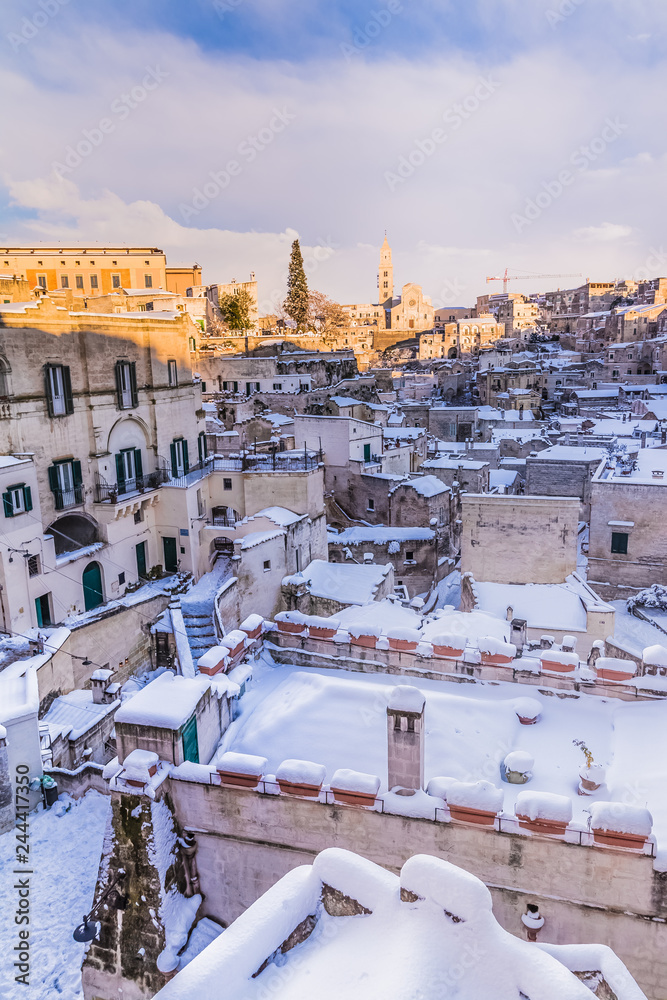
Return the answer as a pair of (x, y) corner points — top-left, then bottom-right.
(94, 469), (169, 504)
(165, 450), (324, 488)
(53, 485), (84, 511)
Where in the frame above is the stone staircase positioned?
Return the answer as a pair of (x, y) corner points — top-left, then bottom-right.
(181, 611), (218, 661)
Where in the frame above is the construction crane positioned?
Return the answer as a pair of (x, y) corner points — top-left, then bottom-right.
(486, 268), (583, 294)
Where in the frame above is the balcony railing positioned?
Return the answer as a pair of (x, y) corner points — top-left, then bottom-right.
(94, 469), (170, 504)
(53, 485), (84, 510)
(165, 450), (324, 487)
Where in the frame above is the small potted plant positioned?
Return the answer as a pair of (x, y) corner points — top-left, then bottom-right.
(330, 768), (381, 806)
(276, 759), (326, 798)
(502, 750), (534, 784)
(573, 740), (606, 795)
(274, 611), (307, 635)
(216, 751), (267, 788)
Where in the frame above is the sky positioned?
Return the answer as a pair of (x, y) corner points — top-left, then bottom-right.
(1, 0), (666, 311)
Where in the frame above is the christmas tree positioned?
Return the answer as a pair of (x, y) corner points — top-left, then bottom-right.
(284, 239), (309, 329)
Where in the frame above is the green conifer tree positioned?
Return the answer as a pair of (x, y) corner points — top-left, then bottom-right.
(284, 239), (309, 329)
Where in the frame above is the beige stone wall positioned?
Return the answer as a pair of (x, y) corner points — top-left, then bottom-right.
(588, 479), (667, 591)
(166, 777), (667, 999)
(460, 494), (580, 584)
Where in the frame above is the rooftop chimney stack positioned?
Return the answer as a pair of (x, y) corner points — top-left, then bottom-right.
(386, 685), (425, 796)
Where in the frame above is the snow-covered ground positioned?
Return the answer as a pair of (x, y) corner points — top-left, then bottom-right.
(0, 791), (110, 1000)
(219, 655), (666, 846)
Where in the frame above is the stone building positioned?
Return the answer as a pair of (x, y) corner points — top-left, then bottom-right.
(588, 447), (667, 598)
(0, 245), (183, 297)
(418, 314), (503, 360)
(327, 524), (445, 598)
(525, 445), (607, 517)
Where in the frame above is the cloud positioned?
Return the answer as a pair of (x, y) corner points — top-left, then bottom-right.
(0, 6), (666, 305)
(573, 223), (633, 243)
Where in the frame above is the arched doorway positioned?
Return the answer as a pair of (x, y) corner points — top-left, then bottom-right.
(82, 561), (104, 611)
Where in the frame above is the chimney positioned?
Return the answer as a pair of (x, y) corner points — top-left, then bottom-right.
(387, 685), (425, 795)
(90, 668), (114, 705)
(506, 605), (513, 622)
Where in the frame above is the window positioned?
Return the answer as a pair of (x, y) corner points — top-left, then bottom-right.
(407, 718), (415, 733)
(405, 551), (414, 561)
(115, 447), (143, 494)
(90, 274), (98, 289)
(48, 459), (83, 510)
(223, 477), (232, 490)
(75, 275), (84, 289)
(273, 383), (282, 390)
(133, 509), (143, 524)
(2, 483), (32, 518)
(263, 560), (271, 572)
(367, 498), (375, 511)
(27, 554), (40, 577)
(44, 364), (73, 417)
(61, 275), (69, 288)
(37, 275), (47, 289)
(115, 360), (138, 409)
(611, 532), (628, 554)
(144, 274), (153, 288)
(170, 438), (189, 478)
(168, 360), (178, 386)
(112, 274), (121, 288)
(118, 572), (125, 585)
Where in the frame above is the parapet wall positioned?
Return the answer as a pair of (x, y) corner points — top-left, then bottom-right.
(167, 776), (667, 1000)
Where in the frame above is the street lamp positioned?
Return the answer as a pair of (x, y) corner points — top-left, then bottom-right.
(73, 869), (126, 942)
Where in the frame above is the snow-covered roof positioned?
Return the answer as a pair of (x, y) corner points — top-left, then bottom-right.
(44, 688), (118, 741)
(472, 581), (588, 632)
(283, 560), (391, 606)
(423, 457), (488, 471)
(489, 469), (519, 488)
(249, 507), (304, 527)
(115, 673), (212, 730)
(391, 475), (449, 498)
(240, 529), (285, 549)
(0, 666), (39, 723)
(154, 848), (630, 1000)
(329, 526), (434, 545)
(530, 445), (607, 462)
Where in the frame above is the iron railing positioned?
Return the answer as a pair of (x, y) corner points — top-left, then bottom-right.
(53, 484), (84, 510)
(94, 469), (169, 504)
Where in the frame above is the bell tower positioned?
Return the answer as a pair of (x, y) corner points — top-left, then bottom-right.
(378, 232), (393, 307)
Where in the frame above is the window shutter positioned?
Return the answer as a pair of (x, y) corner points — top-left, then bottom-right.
(182, 439), (189, 474)
(129, 362), (138, 407)
(48, 464), (63, 510)
(3, 492), (13, 518)
(62, 366), (74, 414)
(44, 366), (54, 417)
(72, 460), (82, 486)
(198, 433), (203, 464)
(201, 433), (207, 460)
(23, 486), (32, 512)
(115, 453), (126, 492)
(134, 448), (143, 478)
(114, 361), (123, 408)
(170, 441), (177, 478)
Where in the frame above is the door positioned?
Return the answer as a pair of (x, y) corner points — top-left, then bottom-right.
(363, 443), (371, 463)
(182, 714), (199, 764)
(136, 541), (147, 578)
(35, 593), (52, 627)
(82, 561), (103, 611)
(162, 536), (178, 573)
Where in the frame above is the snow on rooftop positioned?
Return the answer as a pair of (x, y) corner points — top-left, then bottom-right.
(329, 526), (434, 544)
(239, 529), (285, 550)
(472, 581), (588, 632)
(283, 560), (391, 606)
(250, 506), (303, 527)
(154, 845), (635, 1000)
(43, 688), (118, 741)
(532, 445), (607, 462)
(115, 672), (212, 730)
(391, 475), (449, 497)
